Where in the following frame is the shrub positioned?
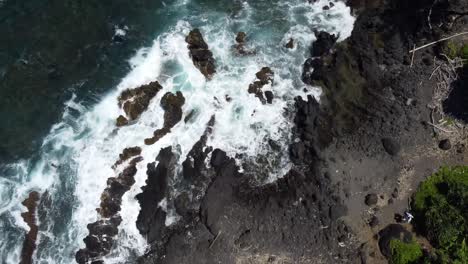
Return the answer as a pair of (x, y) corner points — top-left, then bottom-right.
(389, 239), (423, 264)
(411, 166), (468, 263)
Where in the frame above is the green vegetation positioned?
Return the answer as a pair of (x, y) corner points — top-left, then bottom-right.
(444, 41), (468, 61)
(411, 166), (468, 263)
(389, 239), (423, 264)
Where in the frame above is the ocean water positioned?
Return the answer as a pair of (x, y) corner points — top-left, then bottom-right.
(0, 0), (354, 263)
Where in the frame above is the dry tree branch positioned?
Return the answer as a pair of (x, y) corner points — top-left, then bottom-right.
(409, 32), (468, 53)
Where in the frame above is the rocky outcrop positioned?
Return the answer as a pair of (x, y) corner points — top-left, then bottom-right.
(113, 146), (142, 168)
(248, 67), (274, 104)
(20, 191), (40, 264)
(186, 29), (216, 79)
(144, 91), (185, 145)
(234, 32), (255, 55)
(116, 81), (163, 127)
(136, 147), (175, 243)
(76, 155), (142, 263)
(311, 31), (338, 57)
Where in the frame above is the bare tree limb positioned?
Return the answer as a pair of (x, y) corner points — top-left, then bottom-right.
(409, 32), (468, 53)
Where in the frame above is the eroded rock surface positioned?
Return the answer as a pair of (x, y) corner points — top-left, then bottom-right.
(186, 29), (216, 79)
(76, 156), (142, 263)
(20, 191), (40, 264)
(116, 81), (162, 126)
(144, 91), (185, 145)
(136, 147), (175, 243)
(248, 67), (274, 104)
(234, 32), (255, 55)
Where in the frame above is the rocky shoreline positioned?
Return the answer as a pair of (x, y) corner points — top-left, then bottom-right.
(16, 0), (464, 263)
(135, 0), (467, 263)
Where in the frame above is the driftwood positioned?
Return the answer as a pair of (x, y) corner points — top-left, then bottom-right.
(409, 32), (468, 53)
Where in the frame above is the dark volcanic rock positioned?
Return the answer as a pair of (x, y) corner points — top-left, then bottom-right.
(382, 138), (400, 156)
(113, 146), (142, 168)
(234, 32), (255, 55)
(311, 31), (338, 57)
(248, 67), (274, 104)
(439, 139), (451, 150)
(186, 29), (216, 79)
(145, 91), (185, 145)
(76, 216), (122, 264)
(285, 38), (294, 49)
(136, 147), (175, 242)
(364, 193), (378, 206)
(20, 191), (40, 264)
(116, 81), (162, 126)
(76, 155), (142, 263)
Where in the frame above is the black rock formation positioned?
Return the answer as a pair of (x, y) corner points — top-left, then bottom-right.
(116, 81), (162, 127)
(186, 29), (216, 79)
(145, 91), (185, 145)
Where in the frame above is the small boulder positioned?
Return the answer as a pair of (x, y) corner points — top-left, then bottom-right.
(365, 193), (378, 206)
(382, 138), (400, 156)
(265, 91), (274, 104)
(369, 216), (379, 227)
(116, 115), (129, 127)
(285, 38), (294, 49)
(438, 139), (451, 150)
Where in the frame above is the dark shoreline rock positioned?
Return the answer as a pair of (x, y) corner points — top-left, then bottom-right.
(20, 191), (40, 264)
(248, 67), (274, 104)
(136, 147), (175, 243)
(76, 156), (143, 263)
(186, 29), (216, 79)
(145, 91), (185, 145)
(116, 81), (163, 126)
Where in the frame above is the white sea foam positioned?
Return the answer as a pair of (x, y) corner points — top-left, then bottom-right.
(0, 1), (355, 263)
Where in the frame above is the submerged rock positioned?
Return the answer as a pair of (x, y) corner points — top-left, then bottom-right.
(285, 38), (294, 49)
(145, 91), (185, 145)
(20, 191), (40, 264)
(234, 32), (255, 55)
(186, 29), (216, 79)
(116, 81), (162, 126)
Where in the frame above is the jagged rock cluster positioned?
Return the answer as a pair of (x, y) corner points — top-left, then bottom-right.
(144, 91), (185, 145)
(234, 32), (255, 55)
(76, 150), (143, 263)
(248, 67), (274, 104)
(186, 29), (216, 79)
(116, 81), (162, 127)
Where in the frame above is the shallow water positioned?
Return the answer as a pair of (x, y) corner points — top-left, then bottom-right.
(0, 0), (354, 263)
